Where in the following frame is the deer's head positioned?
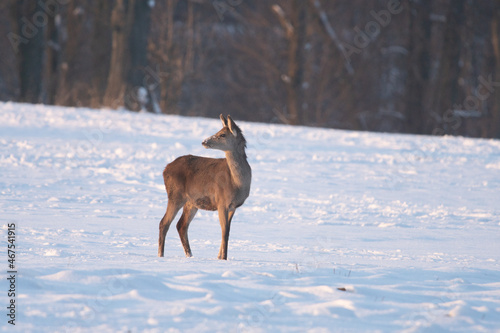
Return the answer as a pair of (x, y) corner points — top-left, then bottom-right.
(202, 114), (245, 152)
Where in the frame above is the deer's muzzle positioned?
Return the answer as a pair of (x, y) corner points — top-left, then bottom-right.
(202, 139), (211, 148)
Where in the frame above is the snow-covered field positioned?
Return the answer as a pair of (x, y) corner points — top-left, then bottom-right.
(1, 102), (499, 332)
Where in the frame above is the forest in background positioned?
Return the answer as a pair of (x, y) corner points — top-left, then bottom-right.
(1, 0), (500, 138)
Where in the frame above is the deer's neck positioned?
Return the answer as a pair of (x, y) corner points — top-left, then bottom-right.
(225, 149), (251, 190)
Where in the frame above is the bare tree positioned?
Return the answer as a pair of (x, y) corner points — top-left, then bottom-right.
(433, 0), (466, 135)
(103, 0), (132, 108)
(492, 2), (500, 138)
(15, 0), (44, 103)
(272, 1), (306, 125)
(406, 0), (432, 134)
(1, 0), (500, 138)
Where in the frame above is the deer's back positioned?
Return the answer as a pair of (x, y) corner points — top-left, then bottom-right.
(163, 155), (232, 210)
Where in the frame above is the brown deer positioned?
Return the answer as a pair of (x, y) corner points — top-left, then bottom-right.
(158, 114), (251, 260)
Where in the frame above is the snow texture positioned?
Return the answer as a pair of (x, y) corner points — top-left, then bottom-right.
(1, 102), (499, 332)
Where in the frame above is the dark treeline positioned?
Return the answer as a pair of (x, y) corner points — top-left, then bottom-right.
(1, 0), (500, 138)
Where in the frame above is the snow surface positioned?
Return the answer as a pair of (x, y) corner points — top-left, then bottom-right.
(1, 101), (500, 332)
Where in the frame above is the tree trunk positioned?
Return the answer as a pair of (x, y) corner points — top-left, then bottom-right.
(43, 5), (59, 105)
(406, 0), (431, 134)
(128, 0), (152, 110)
(90, 1), (113, 108)
(17, 0), (44, 103)
(434, 0), (465, 135)
(184, 0), (194, 74)
(289, 0), (306, 125)
(103, 0), (151, 111)
(103, 0), (133, 108)
(491, 3), (500, 138)
(163, 0), (177, 114)
(273, 1), (306, 125)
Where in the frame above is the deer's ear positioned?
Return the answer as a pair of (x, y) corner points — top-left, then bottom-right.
(227, 115), (238, 137)
(220, 114), (228, 128)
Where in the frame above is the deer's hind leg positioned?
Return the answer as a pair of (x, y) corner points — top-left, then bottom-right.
(158, 199), (184, 257)
(176, 202), (198, 257)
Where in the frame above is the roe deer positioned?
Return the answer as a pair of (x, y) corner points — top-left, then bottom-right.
(158, 114), (251, 260)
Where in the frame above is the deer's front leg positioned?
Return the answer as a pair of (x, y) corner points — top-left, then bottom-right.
(218, 208), (235, 260)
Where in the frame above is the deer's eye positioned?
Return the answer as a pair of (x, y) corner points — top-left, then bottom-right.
(220, 134), (226, 138)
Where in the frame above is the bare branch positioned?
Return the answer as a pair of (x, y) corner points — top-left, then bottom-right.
(309, 0), (354, 75)
(272, 4), (294, 39)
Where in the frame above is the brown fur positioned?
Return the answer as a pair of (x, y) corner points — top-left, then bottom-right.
(158, 115), (251, 260)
